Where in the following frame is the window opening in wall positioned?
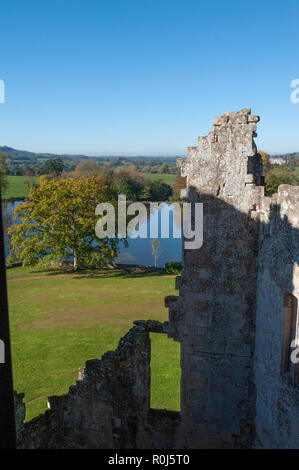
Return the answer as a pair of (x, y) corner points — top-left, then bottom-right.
(150, 332), (181, 411)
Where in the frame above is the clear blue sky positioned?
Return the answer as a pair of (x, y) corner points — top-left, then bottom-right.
(0, 0), (298, 156)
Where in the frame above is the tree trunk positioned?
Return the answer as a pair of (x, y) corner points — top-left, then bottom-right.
(73, 252), (78, 271)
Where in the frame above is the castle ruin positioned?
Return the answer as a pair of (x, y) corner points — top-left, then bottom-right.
(15, 108), (299, 449)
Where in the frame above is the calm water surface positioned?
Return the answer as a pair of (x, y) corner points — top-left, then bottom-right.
(3, 201), (182, 268)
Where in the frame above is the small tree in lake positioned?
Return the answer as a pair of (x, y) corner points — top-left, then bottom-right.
(151, 239), (162, 268)
(8, 177), (118, 270)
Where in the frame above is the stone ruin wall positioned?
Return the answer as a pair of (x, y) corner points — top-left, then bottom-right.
(16, 320), (180, 449)
(167, 108), (264, 448)
(14, 109), (299, 449)
(254, 185), (299, 448)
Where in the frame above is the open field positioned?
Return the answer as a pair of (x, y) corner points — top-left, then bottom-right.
(142, 172), (177, 186)
(7, 266), (180, 421)
(2, 173), (176, 200)
(3, 176), (37, 199)
(293, 167), (299, 178)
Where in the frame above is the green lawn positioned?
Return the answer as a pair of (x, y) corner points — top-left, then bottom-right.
(7, 267), (180, 421)
(2, 174), (176, 199)
(293, 167), (299, 178)
(3, 176), (37, 199)
(142, 173), (177, 186)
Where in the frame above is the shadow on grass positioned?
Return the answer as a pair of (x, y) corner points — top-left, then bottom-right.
(23, 267), (169, 280)
(72, 269), (168, 280)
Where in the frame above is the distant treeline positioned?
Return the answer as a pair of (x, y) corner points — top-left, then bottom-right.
(270, 152), (299, 168)
(0, 146), (182, 176)
(271, 152), (299, 160)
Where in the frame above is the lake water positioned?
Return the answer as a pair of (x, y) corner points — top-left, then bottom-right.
(2, 201), (182, 268)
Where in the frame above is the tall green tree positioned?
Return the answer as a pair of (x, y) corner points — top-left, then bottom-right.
(265, 166), (298, 196)
(149, 179), (173, 201)
(43, 158), (64, 177)
(8, 178), (118, 270)
(114, 167), (147, 201)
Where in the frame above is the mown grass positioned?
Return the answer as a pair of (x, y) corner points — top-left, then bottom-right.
(293, 167), (299, 178)
(7, 267), (180, 421)
(2, 174), (177, 199)
(142, 173), (177, 186)
(3, 176), (37, 199)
